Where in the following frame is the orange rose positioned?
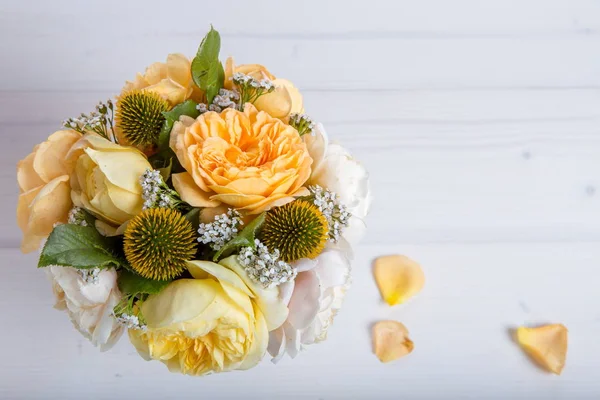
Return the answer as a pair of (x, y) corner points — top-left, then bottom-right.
(122, 53), (202, 105)
(169, 104), (312, 214)
(224, 57), (303, 119)
(16, 130), (81, 253)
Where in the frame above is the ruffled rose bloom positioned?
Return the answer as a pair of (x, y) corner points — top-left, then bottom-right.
(67, 134), (151, 228)
(304, 123), (372, 255)
(122, 53), (202, 105)
(224, 57), (303, 119)
(169, 103), (312, 214)
(47, 266), (123, 351)
(129, 257), (288, 376)
(268, 250), (351, 361)
(17, 130), (81, 253)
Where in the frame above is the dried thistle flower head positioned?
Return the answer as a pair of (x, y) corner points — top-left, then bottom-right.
(115, 90), (170, 147)
(259, 200), (329, 262)
(516, 324), (568, 375)
(124, 208), (197, 281)
(373, 255), (425, 306)
(373, 320), (414, 363)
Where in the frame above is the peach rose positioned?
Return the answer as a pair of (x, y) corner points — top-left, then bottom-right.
(224, 57), (303, 119)
(17, 130), (81, 253)
(122, 53), (202, 105)
(169, 104), (312, 214)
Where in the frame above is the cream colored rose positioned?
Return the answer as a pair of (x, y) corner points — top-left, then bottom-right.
(122, 53), (202, 105)
(16, 130), (81, 253)
(170, 104), (312, 214)
(67, 134), (151, 227)
(48, 266), (123, 351)
(129, 256), (288, 376)
(224, 57), (303, 119)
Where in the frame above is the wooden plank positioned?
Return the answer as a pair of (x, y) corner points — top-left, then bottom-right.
(2, 0), (600, 35)
(2, 36), (600, 91)
(4, 119), (600, 246)
(2, 243), (598, 398)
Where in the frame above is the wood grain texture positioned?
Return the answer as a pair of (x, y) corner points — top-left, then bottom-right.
(1, 0), (599, 398)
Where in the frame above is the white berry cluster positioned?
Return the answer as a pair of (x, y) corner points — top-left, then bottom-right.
(114, 313), (147, 331)
(140, 169), (179, 210)
(67, 206), (89, 227)
(79, 267), (100, 285)
(238, 240), (297, 288)
(308, 185), (351, 243)
(289, 113), (316, 136)
(197, 209), (243, 250)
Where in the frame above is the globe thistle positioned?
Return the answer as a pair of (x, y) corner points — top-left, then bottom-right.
(258, 200), (329, 262)
(123, 208), (196, 281)
(115, 90), (170, 147)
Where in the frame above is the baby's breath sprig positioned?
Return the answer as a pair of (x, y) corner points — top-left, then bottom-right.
(79, 268), (101, 285)
(140, 169), (183, 210)
(289, 113), (316, 136)
(238, 240), (297, 288)
(197, 89), (241, 114)
(113, 294), (147, 331)
(197, 209), (243, 250)
(232, 72), (275, 109)
(307, 185), (351, 243)
(67, 206), (89, 227)
(63, 100), (116, 142)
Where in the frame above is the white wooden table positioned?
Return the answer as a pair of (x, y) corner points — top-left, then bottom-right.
(1, 1), (599, 398)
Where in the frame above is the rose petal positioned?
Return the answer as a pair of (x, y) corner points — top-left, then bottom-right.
(172, 172), (221, 208)
(516, 324), (568, 375)
(286, 270), (321, 330)
(373, 320), (414, 363)
(374, 255), (425, 306)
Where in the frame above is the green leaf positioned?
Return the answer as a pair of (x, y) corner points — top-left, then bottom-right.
(39, 224), (124, 269)
(213, 212), (266, 261)
(191, 26), (224, 104)
(204, 60), (224, 106)
(184, 208), (201, 232)
(157, 100), (200, 156)
(117, 269), (171, 296)
(157, 157), (173, 182)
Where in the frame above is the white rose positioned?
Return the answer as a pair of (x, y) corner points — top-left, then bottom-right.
(47, 266), (123, 350)
(304, 124), (372, 255)
(267, 250), (351, 361)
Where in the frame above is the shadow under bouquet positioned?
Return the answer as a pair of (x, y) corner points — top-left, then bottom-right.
(16, 27), (371, 376)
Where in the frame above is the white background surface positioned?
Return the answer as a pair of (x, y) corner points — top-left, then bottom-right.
(1, 1), (600, 399)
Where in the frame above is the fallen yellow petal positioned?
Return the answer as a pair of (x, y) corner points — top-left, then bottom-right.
(516, 324), (568, 375)
(373, 320), (414, 363)
(373, 255), (425, 306)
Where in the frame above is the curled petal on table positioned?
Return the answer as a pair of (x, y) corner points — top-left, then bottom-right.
(373, 255), (425, 306)
(373, 320), (414, 363)
(516, 324), (568, 375)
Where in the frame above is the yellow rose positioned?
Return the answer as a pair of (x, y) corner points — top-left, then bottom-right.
(16, 130), (81, 253)
(169, 104), (312, 214)
(224, 57), (303, 119)
(67, 134), (151, 227)
(129, 256), (288, 376)
(122, 53), (202, 105)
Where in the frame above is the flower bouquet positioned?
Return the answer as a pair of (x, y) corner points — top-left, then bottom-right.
(16, 27), (371, 376)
